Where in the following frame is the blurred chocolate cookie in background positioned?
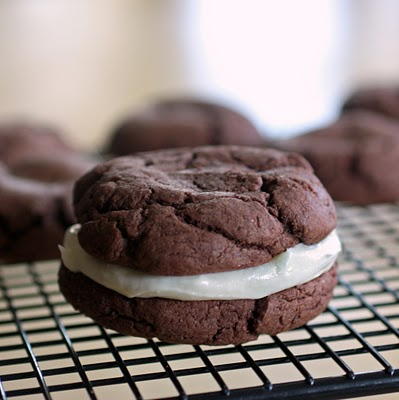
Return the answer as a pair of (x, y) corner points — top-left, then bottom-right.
(342, 87), (399, 120)
(0, 121), (96, 264)
(0, 122), (72, 166)
(270, 111), (399, 205)
(105, 99), (264, 155)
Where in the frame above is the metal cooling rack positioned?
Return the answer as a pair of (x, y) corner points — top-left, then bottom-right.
(0, 203), (399, 400)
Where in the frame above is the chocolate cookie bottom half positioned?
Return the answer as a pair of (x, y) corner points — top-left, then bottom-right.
(59, 264), (337, 346)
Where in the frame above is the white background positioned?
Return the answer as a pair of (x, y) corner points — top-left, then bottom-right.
(0, 0), (398, 148)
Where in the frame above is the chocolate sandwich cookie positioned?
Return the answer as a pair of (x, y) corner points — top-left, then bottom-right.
(271, 112), (399, 204)
(342, 87), (399, 119)
(59, 146), (340, 345)
(105, 99), (263, 155)
(0, 122), (95, 263)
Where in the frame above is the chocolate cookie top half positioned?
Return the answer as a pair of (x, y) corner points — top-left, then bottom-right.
(0, 122), (72, 166)
(106, 100), (263, 155)
(74, 146), (336, 276)
(342, 87), (399, 119)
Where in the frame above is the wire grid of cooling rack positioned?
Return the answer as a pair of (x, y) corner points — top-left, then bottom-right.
(0, 203), (399, 400)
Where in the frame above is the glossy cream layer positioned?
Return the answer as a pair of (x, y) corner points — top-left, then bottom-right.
(60, 224), (341, 301)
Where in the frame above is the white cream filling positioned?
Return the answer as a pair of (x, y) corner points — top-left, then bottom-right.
(60, 225), (341, 301)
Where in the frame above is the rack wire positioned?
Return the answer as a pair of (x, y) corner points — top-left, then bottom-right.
(0, 203), (399, 400)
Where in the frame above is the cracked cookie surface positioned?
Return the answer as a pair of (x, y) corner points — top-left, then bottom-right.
(74, 145), (336, 275)
(59, 264), (337, 345)
(106, 100), (263, 155)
